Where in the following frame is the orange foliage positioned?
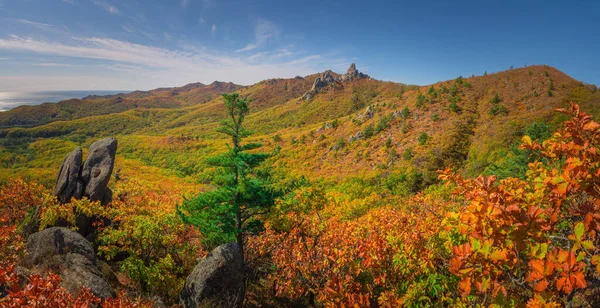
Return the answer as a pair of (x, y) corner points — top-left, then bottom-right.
(0, 178), (46, 227)
(248, 188), (459, 307)
(442, 102), (600, 305)
(0, 262), (151, 307)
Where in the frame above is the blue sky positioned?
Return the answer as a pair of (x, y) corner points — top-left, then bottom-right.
(0, 0), (597, 91)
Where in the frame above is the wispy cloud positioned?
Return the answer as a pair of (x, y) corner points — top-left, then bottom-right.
(121, 25), (135, 33)
(90, 0), (119, 14)
(18, 19), (57, 29)
(201, 0), (215, 10)
(180, 0), (189, 8)
(0, 34), (344, 90)
(33, 62), (74, 67)
(211, 24), (217, 35)
(235, 18), (281, 53)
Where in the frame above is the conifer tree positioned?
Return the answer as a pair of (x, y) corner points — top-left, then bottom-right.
(178, 93), (276, 260)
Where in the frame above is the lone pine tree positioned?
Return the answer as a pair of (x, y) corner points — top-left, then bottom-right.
(178, 92), (277, 260)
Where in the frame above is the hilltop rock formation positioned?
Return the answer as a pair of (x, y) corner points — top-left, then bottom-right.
(180, 243), (244, 308)
(340, 63), (370, 82)
(302, 63), (369, 100)
(52, 137), (117, 239)
(53, 147), (83, 203)
(24, 227), (114, 298)
(302, 70), (337, 100)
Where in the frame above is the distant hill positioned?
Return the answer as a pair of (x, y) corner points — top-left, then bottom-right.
(0, 81), (241, 128)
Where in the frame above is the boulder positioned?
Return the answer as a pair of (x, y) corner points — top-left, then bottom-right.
(355, 105), (375, 123)
(80, 137), (117, 202)
(348, 131), (364, 142)
(53, 147), (82, 203)
(24, 227), (114, 298)
(180, 243), (244, 308)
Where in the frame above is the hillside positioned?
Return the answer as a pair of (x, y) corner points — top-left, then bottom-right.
(1, 64), (598, 187)
(3, 63), (600, 307)
(0, 81), (241, 128)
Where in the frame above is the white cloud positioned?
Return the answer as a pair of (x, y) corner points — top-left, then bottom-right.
(235, 43), (256, 53)
(235, 18), (280, 53)
(18, 19), (57, 29)
(90, 0), (119, 14)
(211, 24), (217, 35)
(0, 34), (345, 91)
(180, 0), (188, 8)
(198, 17), (206, 24)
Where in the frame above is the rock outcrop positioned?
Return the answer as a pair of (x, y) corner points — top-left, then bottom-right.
(52, 137), (117, 239)
(180, 243), (244, 308)
(302, 70), (337, 100)
(53, 147), (82, 203)
(24, 227), (114, 298)
(302, 63), (369, 100)
(80, 137), (117, 202)
(355, 105), (375, 122)
(348, 131), (364, 142)
(340, 63), (369, 82)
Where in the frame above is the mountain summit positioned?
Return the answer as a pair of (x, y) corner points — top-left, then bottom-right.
(302, 63), (369, 100)
(340, 63), (370, 82)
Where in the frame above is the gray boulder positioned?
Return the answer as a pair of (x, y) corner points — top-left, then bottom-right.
(348, 131), (364, 142)
(24, 227), (114, 298)
(53, 147), (82, 203)
(180, 243), (244, 308)
(80, 137), (117, 202)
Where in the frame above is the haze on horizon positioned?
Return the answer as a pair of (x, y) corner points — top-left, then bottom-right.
(0, 0), (598, 92)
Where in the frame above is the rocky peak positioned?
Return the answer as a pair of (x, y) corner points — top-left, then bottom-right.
(340, 63), (369, 82)
(302, 70), (338, 100)
(302, 64), (369, 100)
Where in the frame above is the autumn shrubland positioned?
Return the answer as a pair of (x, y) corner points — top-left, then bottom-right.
(1, 65), (600, 306)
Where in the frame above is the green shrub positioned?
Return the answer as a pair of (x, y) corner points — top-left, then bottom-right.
(416, 93), (427, 107)
(418, 132), (429, 145)
(400, 107), (411, 119)
(363, 123), (374, 138)
(403, 147), (414, 160)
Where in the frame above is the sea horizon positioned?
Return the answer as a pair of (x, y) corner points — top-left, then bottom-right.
(0, 90), (131, 112)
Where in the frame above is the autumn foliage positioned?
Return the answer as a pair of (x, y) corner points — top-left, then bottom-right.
(4, 102), (600, 306)
(442, 102), (600, 306)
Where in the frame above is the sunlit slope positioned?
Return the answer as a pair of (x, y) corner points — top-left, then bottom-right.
(1, 65), (598, 189)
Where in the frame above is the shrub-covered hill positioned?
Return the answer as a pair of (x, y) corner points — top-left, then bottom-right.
(0, 64), (598, 190)
(0, 81), (241, 128)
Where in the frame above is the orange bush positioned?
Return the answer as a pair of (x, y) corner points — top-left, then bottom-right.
(248, 187), (461, 307)
(442, 103), (600, 306)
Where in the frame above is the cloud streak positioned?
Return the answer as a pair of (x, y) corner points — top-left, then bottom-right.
(90, 0), (119, 14)
(235, 18), (280, 53)
(0, 34), (346, 90)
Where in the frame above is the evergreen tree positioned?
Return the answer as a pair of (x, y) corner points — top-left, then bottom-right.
(178, 93), (277, 259)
